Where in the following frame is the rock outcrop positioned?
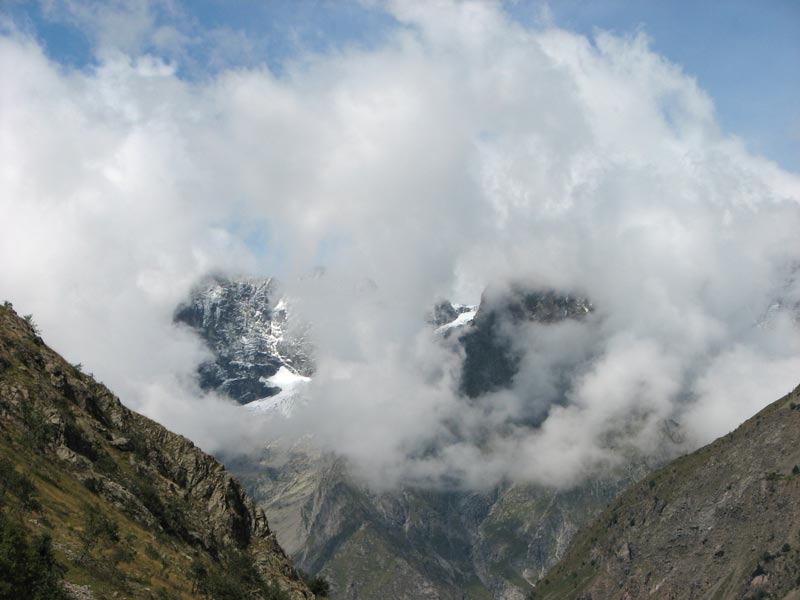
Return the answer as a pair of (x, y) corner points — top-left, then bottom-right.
(174, 275), (314, 404)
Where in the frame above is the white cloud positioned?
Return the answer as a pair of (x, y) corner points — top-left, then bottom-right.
(1, 0), (799, 486)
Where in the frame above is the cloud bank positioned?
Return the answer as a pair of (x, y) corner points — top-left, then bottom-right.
(1, 1), (799, 489)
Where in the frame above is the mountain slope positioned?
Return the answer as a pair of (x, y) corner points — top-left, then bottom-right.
(0, 302), (314, 599)
(536, 382), (800, 600)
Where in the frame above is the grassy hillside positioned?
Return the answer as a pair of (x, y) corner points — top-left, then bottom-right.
(0, 303), (315, 600)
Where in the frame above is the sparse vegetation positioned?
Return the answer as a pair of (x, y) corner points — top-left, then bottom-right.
(0, 294), (316, 599)
(0, 459), (66, 599)
(299, 570), (331, 597)
(0, 512), (66, 600)
(191, 550), (290, 600)
(22, 313), (41, 335)
(533, 385), (800, 599)
(77, 503), (120, 565)
(127, 478), (188, 538)
(82, 476), (101, 494)
(0, 458), (40, 512)
(20, 402), (55, 450)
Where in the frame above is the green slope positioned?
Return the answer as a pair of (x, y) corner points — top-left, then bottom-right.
(0, 303), (314, 600)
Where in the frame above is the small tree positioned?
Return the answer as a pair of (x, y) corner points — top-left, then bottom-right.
(23, 314), (41, 335)
(0, 513), (66, 599)
(77, 504), (119, 565)
(0, 458), (40, 512)
(310, 576), (331, 597)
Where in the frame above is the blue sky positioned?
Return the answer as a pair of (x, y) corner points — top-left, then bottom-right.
(525, 0), (800, 173)
(3, 0), (799, 171)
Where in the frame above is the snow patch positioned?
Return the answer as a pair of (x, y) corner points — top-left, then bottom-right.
(435, 307), (477, 333)
(245, 366), (311, 418)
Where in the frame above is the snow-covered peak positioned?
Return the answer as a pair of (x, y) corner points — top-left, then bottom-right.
(174, 275), (314, 406)
(435, 306), (478, 334)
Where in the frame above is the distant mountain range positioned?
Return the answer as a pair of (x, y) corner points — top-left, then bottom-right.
(174, 275), (649, 599)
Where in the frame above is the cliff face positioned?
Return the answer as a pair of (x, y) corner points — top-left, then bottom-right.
(537, 383), (800, 600)
(0, 303), (314, 599)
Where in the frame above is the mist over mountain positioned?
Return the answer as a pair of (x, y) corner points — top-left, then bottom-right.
(2, 2), (800, 599)
(172, 271), (800, 598)
(176, 274), (658, 598)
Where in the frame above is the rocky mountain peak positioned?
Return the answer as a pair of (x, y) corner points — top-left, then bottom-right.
(174, 275), (314, 405)
(459, 282), (593, 398)
(473, 282), (593, 326)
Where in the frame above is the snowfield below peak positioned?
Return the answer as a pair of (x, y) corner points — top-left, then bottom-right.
(246, 366), (311, 418)
(435, 307), (477, 334)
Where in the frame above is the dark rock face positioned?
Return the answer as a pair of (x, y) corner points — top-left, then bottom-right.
(174, 275), (313, 404)
(429, 300), (459, 327)
(459, 284), (592, 397)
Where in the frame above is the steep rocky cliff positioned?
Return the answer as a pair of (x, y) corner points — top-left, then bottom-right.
(0, 302), (314, 599)
(536, 383), (800, 600)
